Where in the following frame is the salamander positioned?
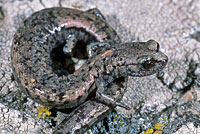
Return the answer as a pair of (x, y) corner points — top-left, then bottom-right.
(11, 7), (168, 133)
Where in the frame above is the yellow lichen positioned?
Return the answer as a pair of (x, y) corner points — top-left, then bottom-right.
(37, 107), (51, 120)
(154, 123), (165, 130)
(153, 130), (162, 134)
(113, 114), (118, 122)
(144, 128), (154, 134)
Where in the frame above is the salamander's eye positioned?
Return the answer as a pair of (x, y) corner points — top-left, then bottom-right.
(142, 59), (155, 69)
(138, 56), (156, 70)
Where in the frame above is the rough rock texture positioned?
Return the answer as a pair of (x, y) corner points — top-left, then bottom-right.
(0, 0), (200, 134)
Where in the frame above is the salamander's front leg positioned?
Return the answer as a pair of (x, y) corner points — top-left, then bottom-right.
(63, 34), (78, 56)
(87, 42), (111, 57)
(87, 40), (120, 57)
(95, 78), (130, 110)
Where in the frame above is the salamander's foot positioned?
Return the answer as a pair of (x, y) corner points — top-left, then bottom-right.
(95, 80), (130, 110)
(87, 42), (111, 57)
(96, 90), (130, 110)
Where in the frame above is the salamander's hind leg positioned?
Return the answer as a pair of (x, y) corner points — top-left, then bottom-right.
(63, 34), (78, 56)
(86, 8), (106, 20)
(95, 78), (130, 110)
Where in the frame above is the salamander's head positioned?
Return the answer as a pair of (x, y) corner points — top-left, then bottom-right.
(114, 40), (168, 77)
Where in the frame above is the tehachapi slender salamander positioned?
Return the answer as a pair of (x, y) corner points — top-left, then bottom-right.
(11, 7), (168, 133)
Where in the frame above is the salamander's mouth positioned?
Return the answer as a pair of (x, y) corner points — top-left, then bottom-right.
(50, 28), (98, 75)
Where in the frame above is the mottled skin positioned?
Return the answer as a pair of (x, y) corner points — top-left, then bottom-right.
(11, 7), (168, 133)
